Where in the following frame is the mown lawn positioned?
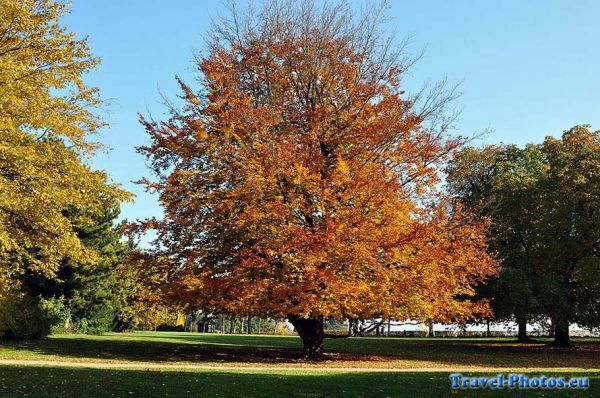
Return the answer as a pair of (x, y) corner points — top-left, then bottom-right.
(0, 333), (598, 397)
(0, 332), (599, 369)
(0, 366), (597, 398)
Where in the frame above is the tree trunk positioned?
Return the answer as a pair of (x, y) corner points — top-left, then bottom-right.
(229, 317), (234, 334)
(427, 322), (434, 338)
(486, 319), (491, 337)
(350, 319), (359, 336)
(517, 319), (530, 342)
(348, 319), (355, 336)
(247, 317), (252, 334)
(553, 318), (570, 347)
(287, 314), (325, 359)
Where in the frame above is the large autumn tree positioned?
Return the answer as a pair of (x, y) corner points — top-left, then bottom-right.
(139, 0), (496, 357)
(0, 0), (130, 321)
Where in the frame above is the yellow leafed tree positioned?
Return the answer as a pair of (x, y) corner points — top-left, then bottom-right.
(0, 0), (131, 298)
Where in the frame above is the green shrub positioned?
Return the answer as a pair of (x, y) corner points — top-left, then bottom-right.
(73, 306), (115, 335)
(0, 294), (65, 339)
(156, 324), (184, 332)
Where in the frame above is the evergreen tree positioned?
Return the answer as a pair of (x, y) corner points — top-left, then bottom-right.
(22, 196), (136, 334)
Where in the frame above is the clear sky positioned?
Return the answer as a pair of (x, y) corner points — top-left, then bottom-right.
(63, 0), (600, 224)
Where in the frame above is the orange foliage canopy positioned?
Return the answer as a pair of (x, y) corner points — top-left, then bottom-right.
(138, 1), (496, 325)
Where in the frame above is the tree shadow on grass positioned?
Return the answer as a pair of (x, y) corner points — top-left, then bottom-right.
(0, 365), (597, 398)
(1, 334), (599, 368)
(134, 333), (301, 349)
(323, 337), (600, 368)
(0, 336), (304, 364)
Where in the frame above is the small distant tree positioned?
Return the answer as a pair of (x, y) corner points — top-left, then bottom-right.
(112, 250), (176, 332)
(138, 0), (496, 358)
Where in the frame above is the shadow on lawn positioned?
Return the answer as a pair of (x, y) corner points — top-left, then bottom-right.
(1, 335), (304, 364)
(0, 366), (598, 398)
(2, 333), (600, 368)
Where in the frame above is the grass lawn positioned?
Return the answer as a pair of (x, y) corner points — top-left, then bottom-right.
(0, 366), (597, 398)
(0, 332), (599, 369)
(0, 333), (599, 397)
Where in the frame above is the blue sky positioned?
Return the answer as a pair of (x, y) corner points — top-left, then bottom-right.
(63, 0), (600, 224)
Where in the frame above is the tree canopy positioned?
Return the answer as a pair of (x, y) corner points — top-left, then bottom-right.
(0, 0), (131, 335)
(448, 125), (600, 346)
(138, 0), (496, 357)
(447, 143), (547, 340)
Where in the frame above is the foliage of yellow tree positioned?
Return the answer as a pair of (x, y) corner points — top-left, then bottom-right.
(0, 0), (130, 297)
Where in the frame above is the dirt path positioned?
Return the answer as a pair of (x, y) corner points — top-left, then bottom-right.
(0, 359), (592, 373)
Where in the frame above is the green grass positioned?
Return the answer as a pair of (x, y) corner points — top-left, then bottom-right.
(1, 333), (599, 397)
(1, 332), (599, 369)
(0, 366), (597, 398)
